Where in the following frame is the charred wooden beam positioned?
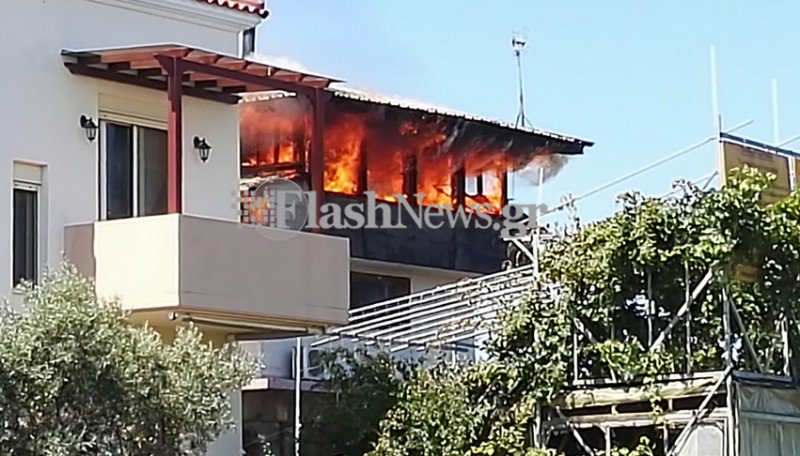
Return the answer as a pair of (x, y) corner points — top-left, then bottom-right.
(358, 138), (369, 194)
(403, 152), (418, 202)
(292, 129), (306, 166)
(272, 144), (280, 165)
(451, 166), (466, 207)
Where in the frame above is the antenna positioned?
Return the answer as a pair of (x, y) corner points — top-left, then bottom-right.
(511, 33), (532, 128)
(710, 45), (721, 133)
(772, 78), (780, 144)
(509, 31), (531, 202)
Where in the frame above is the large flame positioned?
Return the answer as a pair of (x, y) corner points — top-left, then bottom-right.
(240, 95), (566, 213)
(324, 112), (364, 195)
(240, 96), (310, 173)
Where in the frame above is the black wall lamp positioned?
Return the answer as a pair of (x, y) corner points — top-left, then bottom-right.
(80, 115), (98, 142)
(194, 136), (212, 163)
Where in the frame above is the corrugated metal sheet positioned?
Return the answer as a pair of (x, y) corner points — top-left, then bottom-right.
(242, 87), (593, 148)
(332, 87), (594, 147)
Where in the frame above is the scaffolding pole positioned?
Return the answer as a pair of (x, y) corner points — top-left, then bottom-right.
(722, 286), (736, 456)
(685, 261), (693, 373)
(294, 337), (302, 456)
(651, 268), (714, 351)
(667, 367), (732, 456)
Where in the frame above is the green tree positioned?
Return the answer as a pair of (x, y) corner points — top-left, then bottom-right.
(368, 167), (800, 455)
(0, 265), (258, 455)
(301, 348), (415, 456)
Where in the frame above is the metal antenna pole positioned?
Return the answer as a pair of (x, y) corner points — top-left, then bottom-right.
(772, 78), (780, 145)
(710, 47), (727, 193)
(510, 33), (531, 201)
(710, 46), (721, 132)
(512, 35), (531, 128)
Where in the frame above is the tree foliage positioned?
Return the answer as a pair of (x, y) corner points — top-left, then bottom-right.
(301, 348), (416, 456)
(366, 167), (800, 455)
(0, 265), (258, 455)
(546, 167), (800, 375)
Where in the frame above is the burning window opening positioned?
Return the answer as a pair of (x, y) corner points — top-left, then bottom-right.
(240, 91), (588, 222)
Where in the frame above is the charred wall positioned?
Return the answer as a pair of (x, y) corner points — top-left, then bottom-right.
(318, 194), (507, 274)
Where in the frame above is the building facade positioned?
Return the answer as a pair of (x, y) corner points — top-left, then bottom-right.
(2, 1), (342, 454)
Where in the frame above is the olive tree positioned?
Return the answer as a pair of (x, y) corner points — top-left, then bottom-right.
(0, 265), (258, 455)
(300, 348), (415, 456)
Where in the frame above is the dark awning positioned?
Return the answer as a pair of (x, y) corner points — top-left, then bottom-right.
(62, 44), (340, 104)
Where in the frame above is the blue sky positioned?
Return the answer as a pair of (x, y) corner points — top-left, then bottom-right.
(255, 1), (800, 223)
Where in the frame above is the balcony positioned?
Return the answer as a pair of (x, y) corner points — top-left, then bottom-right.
(319, 194), (508, 273)
(64, 214), (349, 334)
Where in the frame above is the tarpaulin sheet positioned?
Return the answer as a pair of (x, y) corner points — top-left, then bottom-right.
(676, 424), (724, 456)
(739, 385), (800, 456)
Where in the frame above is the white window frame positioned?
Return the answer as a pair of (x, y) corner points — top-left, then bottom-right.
(98, 115), (167, 220)
(12, 180), (40, 287)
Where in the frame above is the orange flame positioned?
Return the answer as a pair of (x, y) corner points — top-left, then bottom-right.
(324, 113), (364, 195)
(240, 96), (560, 214)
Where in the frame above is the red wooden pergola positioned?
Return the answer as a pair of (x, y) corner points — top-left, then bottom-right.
(62, 44), (338, 213)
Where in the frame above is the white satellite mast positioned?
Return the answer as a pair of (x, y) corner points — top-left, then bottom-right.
(511, 33), (532, 128)
(509, 32), (533, 203)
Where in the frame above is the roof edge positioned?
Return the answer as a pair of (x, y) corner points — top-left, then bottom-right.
(195, 0), (269, 18)
(242, 88), (594, 151)
(329, 87), (594, 149)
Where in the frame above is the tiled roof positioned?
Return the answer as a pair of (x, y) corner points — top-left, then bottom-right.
(196, 0), (268, 18)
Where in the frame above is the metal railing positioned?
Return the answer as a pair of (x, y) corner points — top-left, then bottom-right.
(315, 264), (538, 352)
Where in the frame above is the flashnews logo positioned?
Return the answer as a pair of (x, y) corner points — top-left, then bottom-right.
(240, 177), (546, 241)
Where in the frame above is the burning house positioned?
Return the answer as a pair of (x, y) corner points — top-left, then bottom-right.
(239, 88), (592, 454)
(3, 0), (597, 453)
(239, 87), (592, 273)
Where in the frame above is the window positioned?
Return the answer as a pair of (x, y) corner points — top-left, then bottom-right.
(351, 272), (410, 309)
(13, 182), (38, 286)
(102, 121), (167, 219)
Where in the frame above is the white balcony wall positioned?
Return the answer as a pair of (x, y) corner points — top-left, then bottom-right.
(65, 214), (351, 328)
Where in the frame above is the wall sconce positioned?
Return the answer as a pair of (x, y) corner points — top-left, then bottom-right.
(194, 136), (212, 163)
(80, 115), (98, 142)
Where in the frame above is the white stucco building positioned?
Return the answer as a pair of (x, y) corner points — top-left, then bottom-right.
(1, 1), (346, 454)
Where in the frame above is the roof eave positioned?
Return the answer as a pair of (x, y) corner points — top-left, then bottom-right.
(328, 88), (594, 153)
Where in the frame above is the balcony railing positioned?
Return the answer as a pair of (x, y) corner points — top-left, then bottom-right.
(318, 263), (539, 352)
